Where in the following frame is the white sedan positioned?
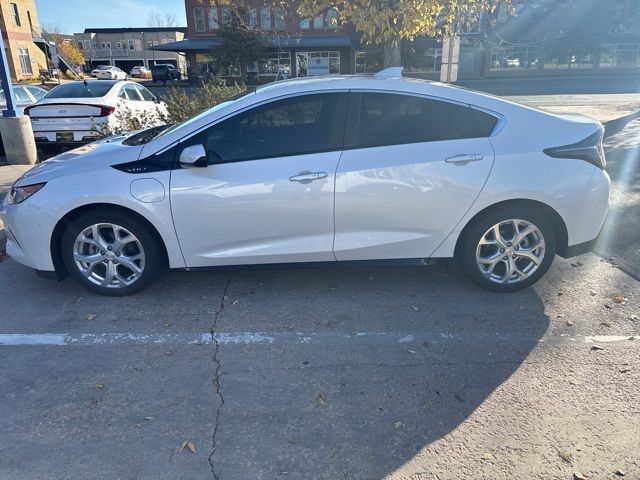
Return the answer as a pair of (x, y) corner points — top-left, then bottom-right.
(1, 69), (610, 296)
(130, 66), (149, 78)
(96, 66), (127, 80)
(25, 80), (167, 148)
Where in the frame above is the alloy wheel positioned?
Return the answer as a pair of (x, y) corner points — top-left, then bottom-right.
(72, 223), (146, 288)
(475, 219), (546, 285)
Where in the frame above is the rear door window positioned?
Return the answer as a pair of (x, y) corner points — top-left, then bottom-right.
(346, 92), (490, 149)
(124, 84), (143, 101)
(135, 84), (156, 102)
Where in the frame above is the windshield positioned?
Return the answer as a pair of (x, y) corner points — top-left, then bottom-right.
(45, 82), (115, 99)
(149, 93), (254, 143)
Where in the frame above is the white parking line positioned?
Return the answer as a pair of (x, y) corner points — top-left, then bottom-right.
(0, 332), (635, 347)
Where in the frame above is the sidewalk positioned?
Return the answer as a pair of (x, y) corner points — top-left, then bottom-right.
(0, 162), (33, 255)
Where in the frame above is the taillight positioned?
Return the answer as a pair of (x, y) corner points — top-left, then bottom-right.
(99, 106), (116, 117)
(543, 128), (606, 169)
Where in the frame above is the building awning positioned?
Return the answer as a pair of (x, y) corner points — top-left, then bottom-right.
(150, 35), (354, 53)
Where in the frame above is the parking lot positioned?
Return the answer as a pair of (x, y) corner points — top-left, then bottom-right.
(1, 92), (639, 479)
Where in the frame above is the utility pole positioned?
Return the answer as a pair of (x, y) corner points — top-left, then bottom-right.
(0, 34), (37, 164)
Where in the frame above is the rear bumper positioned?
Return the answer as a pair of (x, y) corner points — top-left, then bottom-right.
(557, 167), (610, 258)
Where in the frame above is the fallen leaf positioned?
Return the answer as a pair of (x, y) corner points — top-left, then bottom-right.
(179, 441), (196, 453)
(143, 416), (154, 421)
(566, 321), (575, 327)
(407, 349), (417, 354)
(411, 306), (419, 311)
(574, 472), (590, 480)
(615, 470), (627, 476)
(95, 384), (104, 389)
(558, 450), (573, 463)
(287, 438), (298, 444)
(481, 453), (495, 461)
(165, 351), (174, 356)
(576, 261), (584, 267)
(613, 294), (627, 304)
(316, 393), (326, 407)
(86, 314), (96, 321)
(232, 299), (239, 305)
(619, 367), (631, 373)
(164, 322), (172, 327)
(394, 421), (403, 429)
(568, 380), (581, 386)
(601, 321), (612, 327)
(629, 315), (639, 321)
(590, 345), (605, 351)
(557, 314), (565, 318)
(570, 263), (579, 267)
(589, 291), (597, 296)
(604, 304), (612, 309)
(558, 291), (564, 296)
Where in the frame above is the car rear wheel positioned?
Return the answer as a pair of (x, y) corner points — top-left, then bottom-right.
(459, 208), (556, 292)
(61, 210), (164, 296)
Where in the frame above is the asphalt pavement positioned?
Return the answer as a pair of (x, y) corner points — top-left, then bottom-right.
(0, 80), (639, 479)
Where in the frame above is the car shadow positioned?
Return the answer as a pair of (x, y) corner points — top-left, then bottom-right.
(0, 260), (550, 479)
(205, 264), (551, 479)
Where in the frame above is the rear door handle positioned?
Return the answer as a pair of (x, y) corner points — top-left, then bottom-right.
(289, 171), (328, 183)
(445, 154), (484, 164)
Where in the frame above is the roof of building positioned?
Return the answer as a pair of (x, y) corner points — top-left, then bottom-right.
(149, 35), (353, 52)
(82, 27), (187, 34)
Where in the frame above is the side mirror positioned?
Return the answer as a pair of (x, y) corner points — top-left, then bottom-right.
(179, 144), (208, 168)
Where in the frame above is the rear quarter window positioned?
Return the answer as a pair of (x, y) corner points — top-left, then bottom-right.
(347, 93), (492, 149)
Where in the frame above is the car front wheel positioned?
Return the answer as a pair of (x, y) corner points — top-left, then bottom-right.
(61, 210), (164, 296)
(459, 208), (556, 292)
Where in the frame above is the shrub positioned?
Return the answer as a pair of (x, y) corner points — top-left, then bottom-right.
(90, 78), (245, 139)
(162, 78), (245, 123)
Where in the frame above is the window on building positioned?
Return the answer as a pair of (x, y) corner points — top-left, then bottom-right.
(188, 93), (349, 163)
(208, 8), (219, 30)
(194, 6), (206, 32)
(77, 41), (84, 51)
(128, 39), (135, 51)
(313, 14), (324, 29)
(10, 3), (21, 27)
(490, 46), (539, 70)
(300, 17), (310, 30)
(355, 50), (367, 73)
(326, 8), (338, 29)
(256, 52), (291, 75)
(18, 48), (32, 75)
(84, 41), (91, 50)
(116, 41), (123, 49)
(249, 9), (258, 28)
(274, 8), (285, 30)
(346, 93), (491, 150)
(260, 7), (272, 30)
(600, 44), (640, 68)
(134, 39), (142, 51)
(296, 51), (340, 76)
(221, 7), (232, 26)
(27, 11), (33, 30)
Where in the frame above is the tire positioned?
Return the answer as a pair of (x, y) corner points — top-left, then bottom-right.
(61, 209), (164, 296)
(459, 207), (556, 292)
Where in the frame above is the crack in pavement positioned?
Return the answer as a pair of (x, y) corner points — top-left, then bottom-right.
(208, 277), (232, 480)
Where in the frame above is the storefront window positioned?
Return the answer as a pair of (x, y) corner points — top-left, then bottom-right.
(194, 7), (205, 32)
(208, 8), (219, 30)
(296, 51), (340, 77)
(260, 7), (272, 30)
(544, 54), (594, 70)
(600, 44), (640, 68)
(256, 52), (291, 76)
(490, 46), (539, 70)
(404, 48), (442, 73)
(18, 48), (32, 75)
(274, 8), (285, 30)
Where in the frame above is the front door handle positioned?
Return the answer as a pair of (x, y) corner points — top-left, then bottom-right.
(289, 171), (328, 183)
(445, 154), (484, 164)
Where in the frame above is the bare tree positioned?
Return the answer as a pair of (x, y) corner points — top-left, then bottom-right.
(146, 10), (178, 27)
(41, 21), (65, 35)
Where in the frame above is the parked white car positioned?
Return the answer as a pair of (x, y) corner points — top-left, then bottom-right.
(96, 66), (127, 80)
(130, 66), (149, 78)
(90, 65), (111, 78)
(0, 85), (47, 114)
(2, 69), (610, 296)
(25, 80), (167, 149)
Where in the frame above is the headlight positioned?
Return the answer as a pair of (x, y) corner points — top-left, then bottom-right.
(8, 183), (46, 205)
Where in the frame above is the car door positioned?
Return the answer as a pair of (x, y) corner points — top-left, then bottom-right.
(170, 92), (348, 267)
(334, 91), (497, 261)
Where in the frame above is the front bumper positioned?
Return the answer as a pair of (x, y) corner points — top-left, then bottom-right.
(0, 196), (57, 271)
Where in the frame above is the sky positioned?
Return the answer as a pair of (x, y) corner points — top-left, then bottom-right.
(36, 0), (187, 34)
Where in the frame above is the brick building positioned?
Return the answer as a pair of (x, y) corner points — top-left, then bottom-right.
(153, 0), (358, 82)
(0, 0), (48, 81)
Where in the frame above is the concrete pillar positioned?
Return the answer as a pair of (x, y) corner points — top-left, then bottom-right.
(0, 116), (38, 165)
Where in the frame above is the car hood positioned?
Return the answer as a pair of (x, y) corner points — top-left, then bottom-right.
(14, 135), (144, 186)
